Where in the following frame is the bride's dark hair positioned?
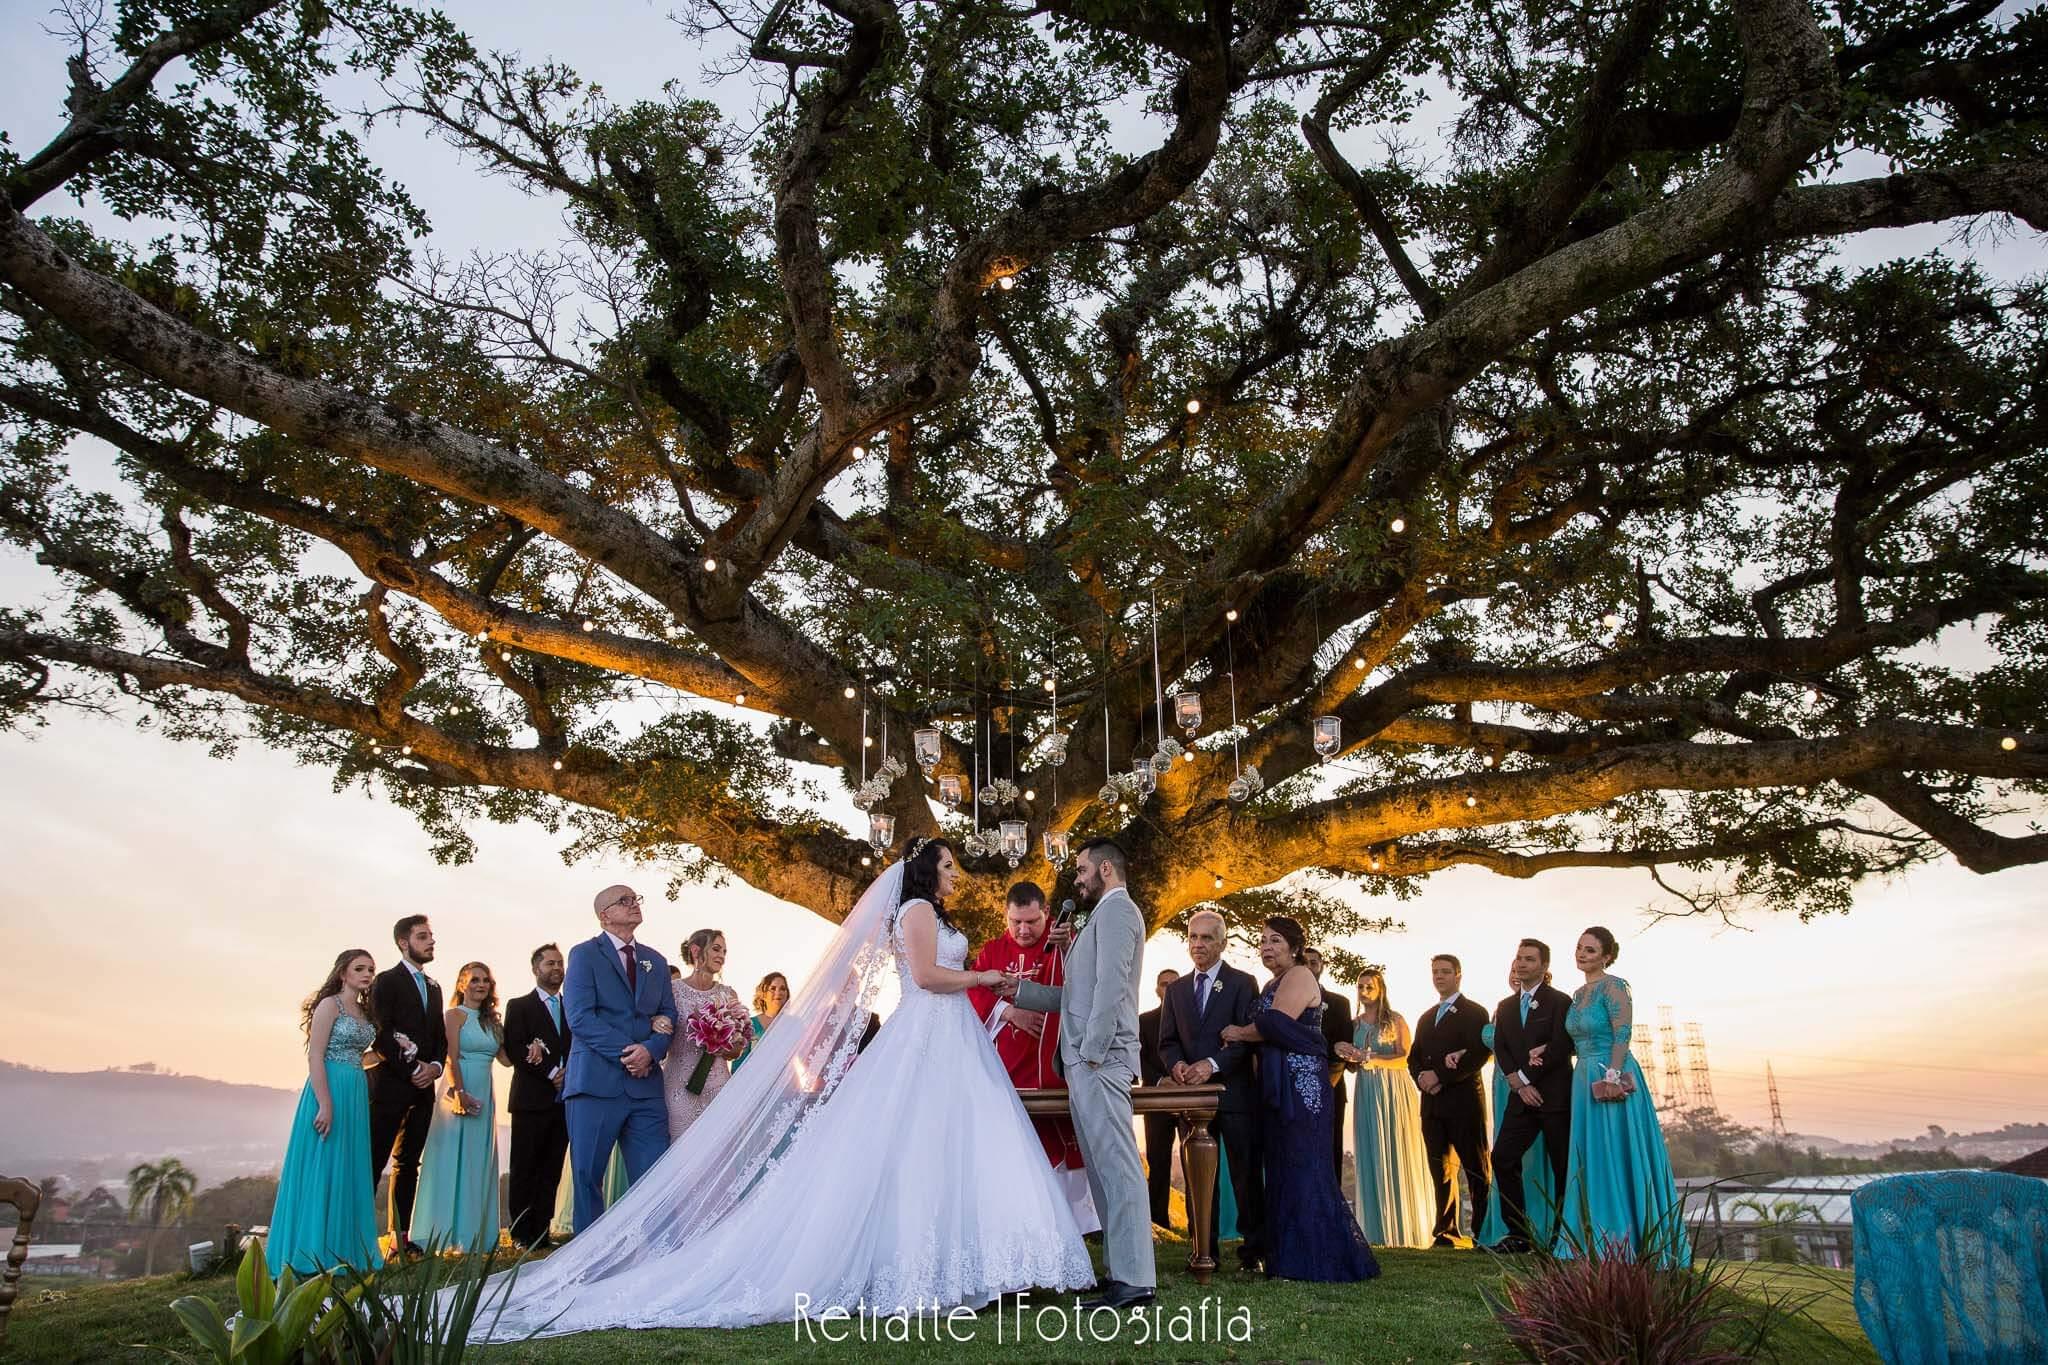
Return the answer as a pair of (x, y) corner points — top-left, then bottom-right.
(899, 837), (960, 931)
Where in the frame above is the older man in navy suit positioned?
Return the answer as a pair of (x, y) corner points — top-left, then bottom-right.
(563, 883), (675, 1232)
(1158, 908), (1265, 1271)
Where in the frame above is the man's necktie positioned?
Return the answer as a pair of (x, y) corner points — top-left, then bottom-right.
(1436, 1001), (1452, 1025)
(1195, 971), (1210, 1015)
(1520, 992), (1533, 1026)
(547, 994), (562, 1034)
(620, 943), (636, 987)
(413, 969), (428, 1011)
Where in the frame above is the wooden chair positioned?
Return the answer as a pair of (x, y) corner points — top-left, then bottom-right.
(0, 1177), (40, 1352)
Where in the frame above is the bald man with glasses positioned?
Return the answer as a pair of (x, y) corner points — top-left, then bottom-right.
(562, 884), (677, 1232)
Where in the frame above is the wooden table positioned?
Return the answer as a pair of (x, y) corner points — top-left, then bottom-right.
(1017, 1083), (1224, 1284)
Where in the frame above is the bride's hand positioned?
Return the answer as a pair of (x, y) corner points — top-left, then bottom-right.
(975, 969), (1008, 989)
(651, 1016), (675, 1035)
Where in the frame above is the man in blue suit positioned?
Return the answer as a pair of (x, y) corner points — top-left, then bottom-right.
(563, 883), (676, 1232)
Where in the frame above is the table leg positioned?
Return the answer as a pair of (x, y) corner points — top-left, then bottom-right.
(1183, 1116), (1217, 1286)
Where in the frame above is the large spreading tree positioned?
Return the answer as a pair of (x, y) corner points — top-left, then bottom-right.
(3, 0), (2045, 937)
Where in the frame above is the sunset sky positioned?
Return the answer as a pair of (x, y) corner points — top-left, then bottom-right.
(2, 0), (2043, 1146)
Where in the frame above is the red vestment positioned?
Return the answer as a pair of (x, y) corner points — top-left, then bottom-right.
(968, 932), (1085, 1170)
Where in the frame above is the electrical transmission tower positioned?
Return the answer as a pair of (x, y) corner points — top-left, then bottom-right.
(1684, 1022), (1717, 1115)
(1766, 1061), (1788, 1138)
(1631, 1032), (1658, 1092)
(1658, 1006), (1691, 1111)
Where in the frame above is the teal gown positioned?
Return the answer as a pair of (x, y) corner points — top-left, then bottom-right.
(1351, 1015), (1435, 1248)
(1476, 1021), (1556, 1247)
(1559, 976), (1689, 1265)
(731, 1014), (768, 1072)
(411, 1006), (503, 1253)
(266, 1010), (384, 1276)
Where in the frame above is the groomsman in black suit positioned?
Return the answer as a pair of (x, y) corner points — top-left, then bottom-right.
(1139, 968), (1179, 1228)
(1158, 909), (1265, 1271)
(1407, 953), (1491, 1247)
(1303, 948), (1354, 1182)
(503, 942), (572, 1248)
(368, 915), (447, 1254)
(1488, 938), (1575, 1252)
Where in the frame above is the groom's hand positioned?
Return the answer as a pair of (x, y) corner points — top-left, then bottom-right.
(621, 1043), (653, 1077)
(1006, 1007), (1045, 1038)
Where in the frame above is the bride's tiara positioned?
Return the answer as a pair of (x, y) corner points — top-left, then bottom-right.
(904, 835), (932, 862)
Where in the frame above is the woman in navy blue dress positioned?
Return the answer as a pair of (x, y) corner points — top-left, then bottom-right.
(1220, 916), (1378, 1283)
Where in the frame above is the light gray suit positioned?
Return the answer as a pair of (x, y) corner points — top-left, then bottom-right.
(1015, 884), (1155, 1290)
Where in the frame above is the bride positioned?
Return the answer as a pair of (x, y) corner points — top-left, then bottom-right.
(472, 837), (1095, 1337)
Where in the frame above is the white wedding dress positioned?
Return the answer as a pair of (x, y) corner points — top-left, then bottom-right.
(472, 866), (1094, 1338)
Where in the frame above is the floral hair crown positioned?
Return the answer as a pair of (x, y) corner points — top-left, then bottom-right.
(904, 836), (932, 862)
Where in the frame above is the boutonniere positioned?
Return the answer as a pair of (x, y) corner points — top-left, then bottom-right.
(1071, 910), (1091, 935)
(638, 958), (651, 974)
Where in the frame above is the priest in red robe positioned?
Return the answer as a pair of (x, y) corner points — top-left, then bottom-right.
(968, 881), (1100, 1233)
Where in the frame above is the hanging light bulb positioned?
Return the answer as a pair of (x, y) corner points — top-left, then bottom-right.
(1483, 752), (1498, 767)
(400, 745), (412, 755)
(1600, 611), (1622, 630)
(850, 443), (866, 460)
(475, 629), (489, 641)
(581, 619), (595, 632)
(1803, 687), (1819, 703)
(1181, 750), (1194, 763)
(734, 692), (746, 705)
(1174, 690), (1203, 736)
(703, 556), (719, 572)
(997, 274), (1016, 291)
(2002, 735), (2019, 751)
(913, 726), (942, 775)
(1023, 788), (1037, 802)
(1212, 874), (1224, 891)
(864, 735), (874, 747)
(1043, 677), (1057, 693)
(843, 685), (858, 699)
(1352, 656), (1366, 670)
(1389, 517), (1406, 533)
(553, 759), (564, 771)
(861, 854), (873, 867)
(1465, 794), (1478, 808)
(1369, 854), (1383, 872)
(1185, 398), (1202, 415)
(1312, 715), (1342, 760)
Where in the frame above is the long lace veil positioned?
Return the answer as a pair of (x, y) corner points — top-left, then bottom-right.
(473, 859), (906, 1333)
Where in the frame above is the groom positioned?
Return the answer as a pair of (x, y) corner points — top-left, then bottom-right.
(562, 884), (676, 1232)
(1004, 838), (1155, 1310)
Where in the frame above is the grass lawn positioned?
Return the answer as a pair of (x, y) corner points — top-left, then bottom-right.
(7, 1244), (1879, 1363)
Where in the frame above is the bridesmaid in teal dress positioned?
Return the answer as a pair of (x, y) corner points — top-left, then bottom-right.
(412, 962), (510, 1253)
(267, 950), (384, 1276)
(1478, 964), (1557, 1248)
(1339, 969), (1434, 1248)
(1559, 927), (1689, 1265)
(733, 972), (788, 1072)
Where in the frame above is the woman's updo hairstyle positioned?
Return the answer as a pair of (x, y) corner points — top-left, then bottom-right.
(1265, 914), (1307, 964)
(1582, 925), (1620, 966)
(899, 836), (960, 931)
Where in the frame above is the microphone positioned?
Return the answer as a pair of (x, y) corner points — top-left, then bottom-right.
(1058, 898), (1077, 923)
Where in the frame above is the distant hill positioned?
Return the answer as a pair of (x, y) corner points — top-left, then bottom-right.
(0, 1061), (297, 1188)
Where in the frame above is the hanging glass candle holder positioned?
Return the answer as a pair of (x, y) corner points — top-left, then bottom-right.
(1312, 715), (1342, 761)
(977, 781), (999, 807)
(913, 726), (942, 775)
(1043, 828), (1071, 867)
(1097, 781), (1119, 805)
(938, 774), (964, 807)
(1131, 758), (1157, 798)
(999, 818), (1028, 868)
(867, 810), (895, 854)
(1174, 690), (1202, 736)
(1227, 776), (1249, 803)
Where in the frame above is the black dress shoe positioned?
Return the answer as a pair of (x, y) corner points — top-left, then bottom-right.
(1491, 1236), (1534, 1255)
(1080, 1280), (1156, 1311)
